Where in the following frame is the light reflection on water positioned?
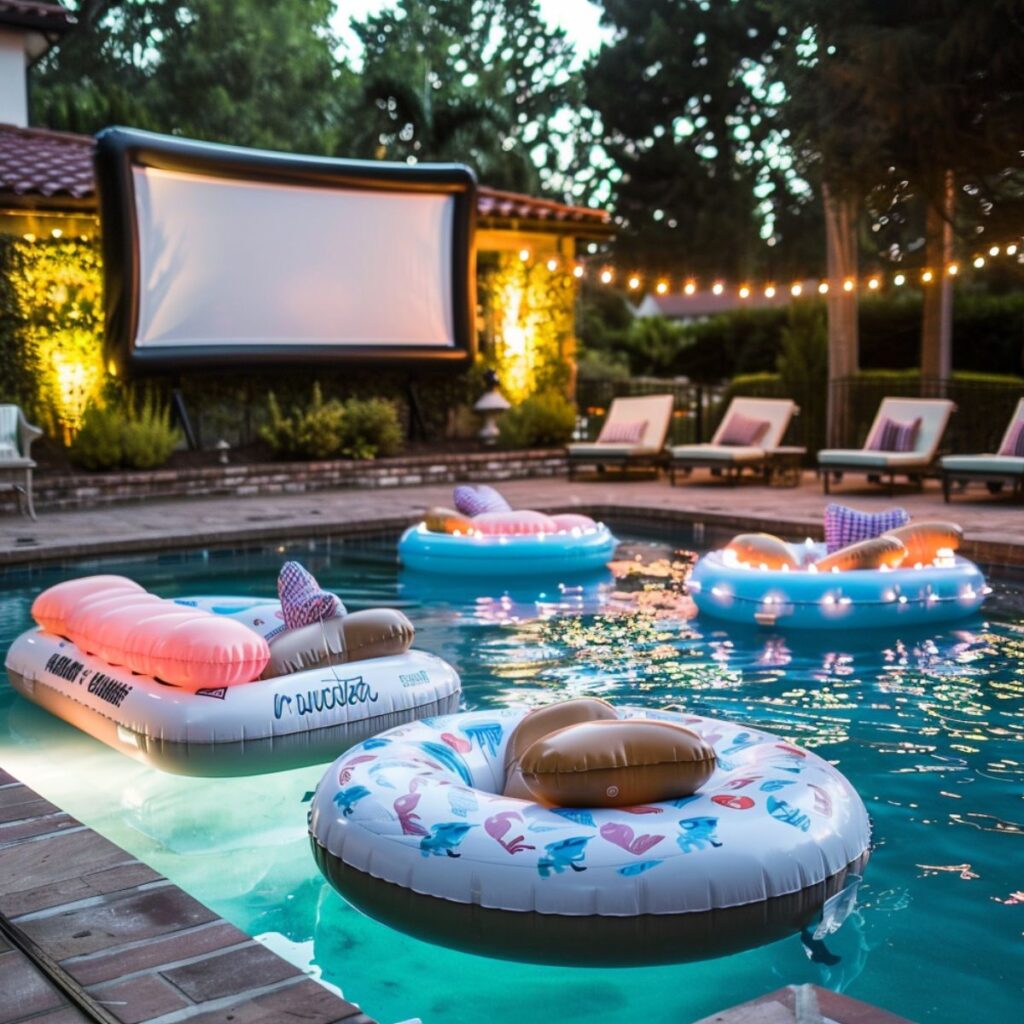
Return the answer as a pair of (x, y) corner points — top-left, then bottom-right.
(1, 530), (1023, 1024)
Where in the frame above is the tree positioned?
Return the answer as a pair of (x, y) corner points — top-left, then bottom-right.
(584, 0), (823, 281)
(31, 0), (352, 154)
(343, 0), (580, 193)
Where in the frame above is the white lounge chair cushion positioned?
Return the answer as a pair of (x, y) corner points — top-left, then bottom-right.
(567, 442), (661, 457)
(941, 454), (1024, 474)
(817, 449), (934, 469)
(669, 444), (766, 464)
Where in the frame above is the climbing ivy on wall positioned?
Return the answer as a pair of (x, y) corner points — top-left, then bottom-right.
(479, 252), (575, 404)
(0, 235), (108, 442)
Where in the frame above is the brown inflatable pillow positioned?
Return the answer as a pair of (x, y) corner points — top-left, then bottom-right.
(502, 697), (617, 799)
(882, 521), (963, 565)
(262, 608), (414, 679)
(725, 533), (799, 570)
(815, 535), (907, 572)
(519, 719), (717, 808)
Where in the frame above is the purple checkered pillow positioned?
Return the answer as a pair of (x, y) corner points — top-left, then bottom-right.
(998, 419), (1024, 457)
(597, 419), (647, 444)
(824, 504), (910, 554)
(453, 484), (511, 517)
(868, 416), (921, 453)
(277, 561), (344, 630)
(718, 411), (770, 447)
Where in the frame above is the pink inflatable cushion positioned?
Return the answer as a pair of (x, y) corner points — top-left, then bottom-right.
(548, 513), (598, 532)
(32, 575), (144, 636)
(471, 510), (558, 535)
(32, 577), (270, 689)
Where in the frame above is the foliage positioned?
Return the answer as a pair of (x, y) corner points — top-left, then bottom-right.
(0, 235), (107, 442)
(261, 385), (403, 460)
(498, 389), (576, 449)
(68, 393), (181, 470)
(479, 253), (574, 403)
(344, 0), (580, 193)
(32, 1), (351, 153)
(575, 347), (631, 384)
(622, 316), (687, 377)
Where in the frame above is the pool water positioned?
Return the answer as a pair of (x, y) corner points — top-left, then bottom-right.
(1, 526), (1022, 1024)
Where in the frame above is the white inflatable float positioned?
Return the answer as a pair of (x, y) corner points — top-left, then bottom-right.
(691, 517), (988, 629)
(309, 700), (870, 965)
(5, 569), (460, 776)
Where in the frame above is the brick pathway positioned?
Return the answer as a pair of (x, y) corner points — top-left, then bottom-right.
(1, 471), (1022, 568)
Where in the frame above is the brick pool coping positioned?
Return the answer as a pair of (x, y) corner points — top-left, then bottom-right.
(0, 768), (374, 1024)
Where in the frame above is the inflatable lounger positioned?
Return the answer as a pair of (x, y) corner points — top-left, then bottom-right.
(5, 577), (460, 776)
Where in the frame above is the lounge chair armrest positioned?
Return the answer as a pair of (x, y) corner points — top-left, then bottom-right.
(18, 410), (44, 458)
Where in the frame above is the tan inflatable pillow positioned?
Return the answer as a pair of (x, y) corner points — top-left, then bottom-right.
(502, 697), (617, 799)
(263, 608), (414, 679)
(725, 533), (799, 570)
(882, 521), (963, 564)
(519, 719), (716, 808)
(424, 507), (475, 535)
(815, 535), (907, 572)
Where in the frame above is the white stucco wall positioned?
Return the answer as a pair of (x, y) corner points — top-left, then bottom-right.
(0, 29), (28, 126)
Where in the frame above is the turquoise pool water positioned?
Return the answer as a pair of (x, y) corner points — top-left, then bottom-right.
(1, 526), (1022, 1024)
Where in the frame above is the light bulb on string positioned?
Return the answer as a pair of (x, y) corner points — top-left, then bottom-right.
(738, 285), (750, 299)
(764, 285), (776, 298)
(946, 263), (958, 276)
(921, 269), (934, 284)
(712, 281), (724, 295)
(842, 278), (855, 292)
(600, 268), (613, 285)
(973, 256), (985, 269)
(867, 277), (880, 290)
(894, 273), (906, 286)
(989, 245), (1000, 257)
(572, 264), (584, 279)
(818, 281), (829, 294)
(546, 258), (558, 272)
(655, 279), (669, 295)
(791, 283), (802, 296)
(519, 248), (530, 262)
(1007, 244), (1018, 256)
(684, 280), (697, 295)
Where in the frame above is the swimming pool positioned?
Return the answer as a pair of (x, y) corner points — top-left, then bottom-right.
(1, 525), (1022, 1024)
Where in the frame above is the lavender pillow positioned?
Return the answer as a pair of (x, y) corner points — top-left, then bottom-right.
(718, 412), (770, 447)
(998, 419), (1024, 457)
(824, 503), (910, 554)
(868, 416), (921, 453)
(453, 484), (512, 517)
(277, 561), (344, 630)
(597, 419), (647, 444)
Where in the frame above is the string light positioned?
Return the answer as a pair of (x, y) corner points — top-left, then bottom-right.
(712, 281), (724, 295)
(684, 280), (697, 295)
(655, 279), (668, 295)
(572, 264), (584, 278)
(599, 268), (613, 284)
(791, 283), (803, 296)
(989, 245), (1000, 257)
(627, 275), (640, 290)
(518, 247), (530, 262)
(546, 258), (558, 272)
(868, 277), (880, 290)
(764, 285), (776, 298)
(894, 273), (906, 286)
(818, 281), (829, 294)
(1007, 244), (1018, 256)
(946, 263), (958, 276)
(843, 278), (855, 292)
(738, 285), (750, 299)
(973, 256), (985, 268)
(921, 269), (934, 283)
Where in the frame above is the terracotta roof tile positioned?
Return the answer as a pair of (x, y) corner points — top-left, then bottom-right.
(0, 124), (612, 231)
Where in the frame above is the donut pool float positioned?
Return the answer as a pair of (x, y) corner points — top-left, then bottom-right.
(5, 576), (460, 776)
(309, 705), (870, 965)
(690, 529), (988, 630)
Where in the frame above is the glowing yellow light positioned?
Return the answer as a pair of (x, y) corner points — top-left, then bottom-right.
(712, 281), (724, 295)
(684, 280), (697, 295)
(573, 264), (584, 278)
(50, 228), (63, 239)
(546, 258), (558, 272)
(973, 256), (985, 268)
(921, 269), (934, 283)
(989, 245), (1000, 257)
(1007, 244), (1018, 256)
(790, 283), (802, 296)
(22, 233), (36, 242)
(867, 277), (880, 290)
(946, 263), (959, 276)
(600, 268), (613, 284)
(519, 248), (530, 262)
(738, 285), (750, 298)
(764, 285), (776, 298)
(894, 273), (906, 286)
(628, 275), (641, 290)
(843, 278), (855, 292)
(818, 281), (829, 294)
(655, 279), (669, 294)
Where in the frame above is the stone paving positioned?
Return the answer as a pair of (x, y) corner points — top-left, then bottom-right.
(1, 470), (1022, 569)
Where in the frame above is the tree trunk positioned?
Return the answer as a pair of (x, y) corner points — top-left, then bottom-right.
(823, 182), (859, 447)
(920, 170), (954, 389)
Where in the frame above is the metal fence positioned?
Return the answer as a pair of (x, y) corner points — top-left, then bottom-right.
(574, 377), (730, 445)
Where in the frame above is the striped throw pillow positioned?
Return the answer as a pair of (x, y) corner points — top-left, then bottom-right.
(453, 484), (512, 517)
(998, 419), (1024, 457)
(718, 412), (770, 447)
(597, 419), (647, 444)
(824, 504), (910, 554)
(868, 416), (921, 452)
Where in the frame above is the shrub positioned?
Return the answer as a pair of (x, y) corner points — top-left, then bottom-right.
(499, 389), (576, 449)
(261, 385), (403, 460)
(68, 403), (124, 470)
(69, 395), (182, 471)
(121, 394), (182, 469)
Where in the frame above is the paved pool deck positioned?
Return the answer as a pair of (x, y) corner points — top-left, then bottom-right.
(1, 471), (1022, 569)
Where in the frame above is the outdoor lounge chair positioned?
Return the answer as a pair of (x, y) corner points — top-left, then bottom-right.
(818, 397), (955, 496)
(668, 397), (804, 486)
(567, 393), (674, 480)
(940, 397), (1024, 502)
(0, 404), (43, 519)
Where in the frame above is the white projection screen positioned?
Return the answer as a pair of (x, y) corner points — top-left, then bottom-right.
(95, 128), (477, 371)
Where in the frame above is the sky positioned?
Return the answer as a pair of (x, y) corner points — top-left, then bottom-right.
(331, 0), (610, 67)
